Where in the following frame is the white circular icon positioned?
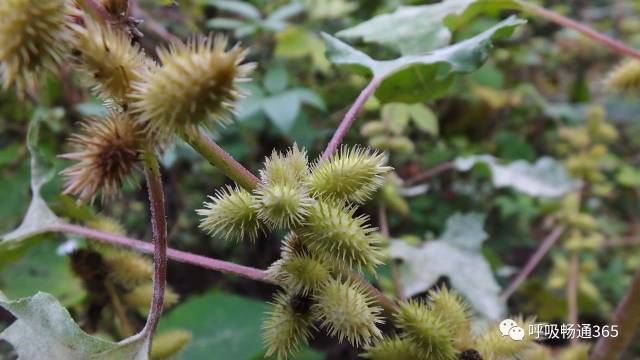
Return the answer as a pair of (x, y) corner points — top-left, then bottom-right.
(499, 319), (518, 336)
(508, 326), (525, 341)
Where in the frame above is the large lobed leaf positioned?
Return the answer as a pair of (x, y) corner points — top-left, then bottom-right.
(336, 0), (519, 55)
(0, 292), (149, 359)
(389, 213), (505, 320)
(454, 155), (580, 197)
(323, 16), (525, 103)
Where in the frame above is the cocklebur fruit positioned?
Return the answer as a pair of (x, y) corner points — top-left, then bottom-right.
(312, 278), (383, 347)
(72, 19), (150, 105)
(150, 329), (192, 360)
(130, 35), (254, 137)
(267, 253), (331, 295)
(254, 146), (313, 228)
(428, 288), (471, 347)
(123, 282), (179, 311)
(604, 59), (640, 92)
(363, 336), (423, 360)
(86, 215), (127, 236)
(299, 200), (383, 272)
(254, 183), (313, 229)
(474, 316), (535, 359)
(262, 292), (315, 360)
(394, 300), (457, 360)
(309, 147), (391, 204)
(260, 145), (309, 186)
(103, 250), (153, 289)
(60, 111), (143, 203)
(557, 343), (590, 360)
(0, 0), (75, 94)
(198, 186), (262, 242)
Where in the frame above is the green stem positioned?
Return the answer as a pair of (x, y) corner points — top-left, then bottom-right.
(183, 129), (259, 190)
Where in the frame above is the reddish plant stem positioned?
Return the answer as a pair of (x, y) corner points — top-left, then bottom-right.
(591, 267), (640, 360)
(82, 0), (118, 23)
(404, 161), (454, 186)
(500, 225), (565, 301)
(46, 222), (271, 283)
(518, 1), (640, 59)
(141, 153), (168, 337)
(321, 77), (382, 161)
(130, 0), (181, 43)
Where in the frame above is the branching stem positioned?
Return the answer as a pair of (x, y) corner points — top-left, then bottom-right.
(500, 225), (565, 301)
(321, 77), (382, 161)
(183, 129), (260, 190)
(45, 222), (272, 283)
(518, 1), (640, 59)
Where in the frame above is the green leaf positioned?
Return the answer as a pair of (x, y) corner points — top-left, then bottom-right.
(2, 110), (62, 245)
(0, 241), (85, 306)
(207, 0), (261, 20)
(323, 16), (525, 103)
(267, 3), (304, 22)
(263, 92), (301, 133)
(287, 88), (326, 110)
(454, 155), (579, 198)
(408, 104), (438, 135)
(157, 291), (268, 360)
(0, 292), (150, 359)
(263, 66), (289, 94)
(206, 18), (248, 30)
(336, 0), (519, 55)
(389, 213), (505, 320)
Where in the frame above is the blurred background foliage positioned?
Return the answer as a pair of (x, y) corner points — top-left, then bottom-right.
(1, 0), (640, 358)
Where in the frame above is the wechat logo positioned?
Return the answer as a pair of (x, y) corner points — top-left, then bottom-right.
(499, 319), (525, 341)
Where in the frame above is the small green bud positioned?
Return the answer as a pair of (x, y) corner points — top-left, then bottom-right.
(604, 59), (640, 92)
(312, 279), (383, 347)
(309, 146), (391, 204)
(299, 200), (383, 272)
(363, 336), (423, 360)
(254, 184), (313, 229)
(380, 180), (409, 216)
(150, 329), (192, 360)
(368, 135), (391, 150)
(388, 136), (415, 155)
(197, 186), (262, 242)
(262, 292), (315, 360)
(360, 121), (387, 137)
(103, 250), (153, 289)
(124, 283), (179, 312)
(394, 300), (457, 360)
